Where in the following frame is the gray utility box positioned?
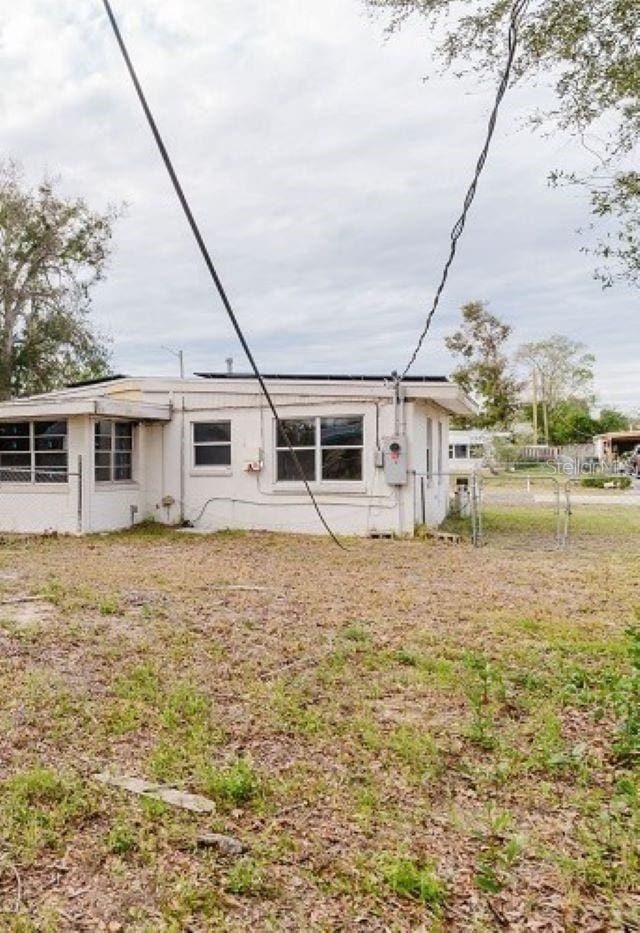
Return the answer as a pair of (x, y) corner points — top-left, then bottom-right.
(382, 435), (408, 486)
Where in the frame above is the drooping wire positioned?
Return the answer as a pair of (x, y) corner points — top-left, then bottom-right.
(101, 0), (345, 549)
(401, 0), (530, 379)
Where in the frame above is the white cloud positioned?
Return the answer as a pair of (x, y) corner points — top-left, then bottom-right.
(0, 0), (636, 407)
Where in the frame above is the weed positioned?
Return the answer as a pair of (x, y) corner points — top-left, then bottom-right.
(524, 710), (590, 777)
(392, 647), (419, 667)
(270, 682), (326, 736)
(342, 624), (370, 643)
(159, 876), (222, 925)
(224, 857), (269, 896)
(613, 624), (640, 765)
(387, 724), (441, 779)
(0, 768), (93, 865)
(114, 662), (161, 705)
(200, 756), (264, 811)
(380, 855), (447, 908)
(147, 683), (222, 784)
(0, 617), (43, 643)
(464, 652), (504, 750)
(106, 821), (139, 856)
(99, 596), (121, 616)
(473, 808), (525, 894)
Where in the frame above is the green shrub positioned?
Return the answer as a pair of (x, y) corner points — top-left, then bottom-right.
(581, 475), (632, 489)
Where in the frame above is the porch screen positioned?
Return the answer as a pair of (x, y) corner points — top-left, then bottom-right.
(0, 421), (68, 483)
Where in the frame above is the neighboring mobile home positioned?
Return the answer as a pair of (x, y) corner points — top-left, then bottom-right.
(448, 428), (511, 472)
(0, 373), (475, 537)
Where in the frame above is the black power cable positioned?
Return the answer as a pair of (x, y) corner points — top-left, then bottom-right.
(101, 0), (345, 549)
(401, 0), (530, 379)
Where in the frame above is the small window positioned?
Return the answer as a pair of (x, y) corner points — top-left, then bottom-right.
(0, 420), (67, 483)
(453, 444), (469, 459)
(193, 421), (231, 468)
(276, 416), (363, 483)
(95, 421), (133, 482)
(276, 419), (315, 481)
(320, 417), (363, 481)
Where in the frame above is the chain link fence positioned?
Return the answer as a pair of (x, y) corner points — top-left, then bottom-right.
(444, 465), (640, 552)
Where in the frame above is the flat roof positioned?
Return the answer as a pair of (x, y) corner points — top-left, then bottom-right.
(195, 372), (449, 383)
(66, 374), (129, 389)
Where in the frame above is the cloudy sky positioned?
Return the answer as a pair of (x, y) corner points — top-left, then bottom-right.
(1, 0), (637, 408)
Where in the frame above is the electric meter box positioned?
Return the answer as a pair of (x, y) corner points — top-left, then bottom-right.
(382, 435), (408, 486)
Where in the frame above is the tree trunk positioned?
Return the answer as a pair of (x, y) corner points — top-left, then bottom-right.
(0, 312), (14, 401)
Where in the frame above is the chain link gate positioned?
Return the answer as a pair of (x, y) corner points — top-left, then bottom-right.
(471, 471), (565, 550)
(464, 469), (640, 551)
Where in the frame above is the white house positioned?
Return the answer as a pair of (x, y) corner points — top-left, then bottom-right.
(0, 373), (474, 537)
(447, 427), (512, 472)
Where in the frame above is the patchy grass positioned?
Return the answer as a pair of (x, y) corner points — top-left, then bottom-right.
(0, 520), (638, 928)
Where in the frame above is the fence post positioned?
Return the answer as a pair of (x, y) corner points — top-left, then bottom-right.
(471, 472), (483, 547)
(562, 480), (572, 549)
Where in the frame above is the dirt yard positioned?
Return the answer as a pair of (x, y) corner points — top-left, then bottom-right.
(0, 524), (638, 931)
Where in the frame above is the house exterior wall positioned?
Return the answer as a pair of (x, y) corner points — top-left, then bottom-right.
(82, 418), (144, 533)
(0, 377), (472, 536)
(409, 402), (450, 527)
(142, 394), (415, 536)
(0, 415), (84, 534)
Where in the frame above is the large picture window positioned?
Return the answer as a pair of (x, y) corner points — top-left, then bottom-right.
(276, 416), (363, 483)
(95, 421), (133, 483)
(193, 421), (231, 467)
(0, 421), (68, 483)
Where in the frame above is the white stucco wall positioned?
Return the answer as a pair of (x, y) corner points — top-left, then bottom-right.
(0, 378), (468, 537)
(144, 394), (412, 536)
(0, 415), (84, 535)
(409, 402), (450, 527)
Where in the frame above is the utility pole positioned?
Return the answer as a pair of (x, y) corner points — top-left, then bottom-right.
(532, 367), (539, 445)
(162, 346), (185, 378)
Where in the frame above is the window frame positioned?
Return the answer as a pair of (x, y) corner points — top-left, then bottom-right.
(0, 420), (68, 485)
(450, 443), (469, 460)
(275, 415), (365, 485)
(426, 417), (433, 486)
(94, 420), (135, 485)
(191, 420), (232, 473)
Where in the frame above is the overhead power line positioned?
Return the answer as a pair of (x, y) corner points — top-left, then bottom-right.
(401, 0), (530, 379)
(101, 0), (345, 549)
